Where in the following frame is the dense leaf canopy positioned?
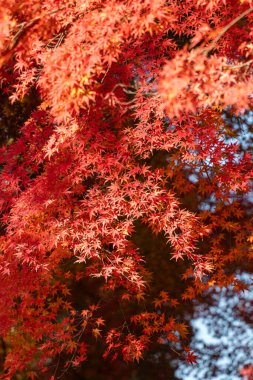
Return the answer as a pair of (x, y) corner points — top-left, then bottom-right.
(0, 0), (252, 379)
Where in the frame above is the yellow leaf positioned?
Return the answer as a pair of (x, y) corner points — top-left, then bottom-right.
(92, 328), (101, 339)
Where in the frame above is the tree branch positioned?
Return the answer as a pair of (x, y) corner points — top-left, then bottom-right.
(204, 7), (253, 55)
(227, 58), (253, 69)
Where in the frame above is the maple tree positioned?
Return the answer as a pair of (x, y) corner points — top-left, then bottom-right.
(0, 0), (252, 379)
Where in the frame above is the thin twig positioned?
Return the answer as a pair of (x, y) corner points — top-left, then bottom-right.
(101, 66), (110, 84)
(111, 83), (137, 93)
(57, 325), (86, 379)
(9, 7), (66, 52)
(115, 98), (136, 106)
(170, 346), (183, 357)
(226, 58), (253, 69)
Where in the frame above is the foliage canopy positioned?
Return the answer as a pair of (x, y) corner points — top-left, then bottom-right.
(0, 0), (252, 379)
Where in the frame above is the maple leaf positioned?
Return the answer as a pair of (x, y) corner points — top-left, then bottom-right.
(95, 318), (105, 327)
(185, 350), (198, 365)
(92, 328), (102, 339)
(175, 322), (189, 339)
